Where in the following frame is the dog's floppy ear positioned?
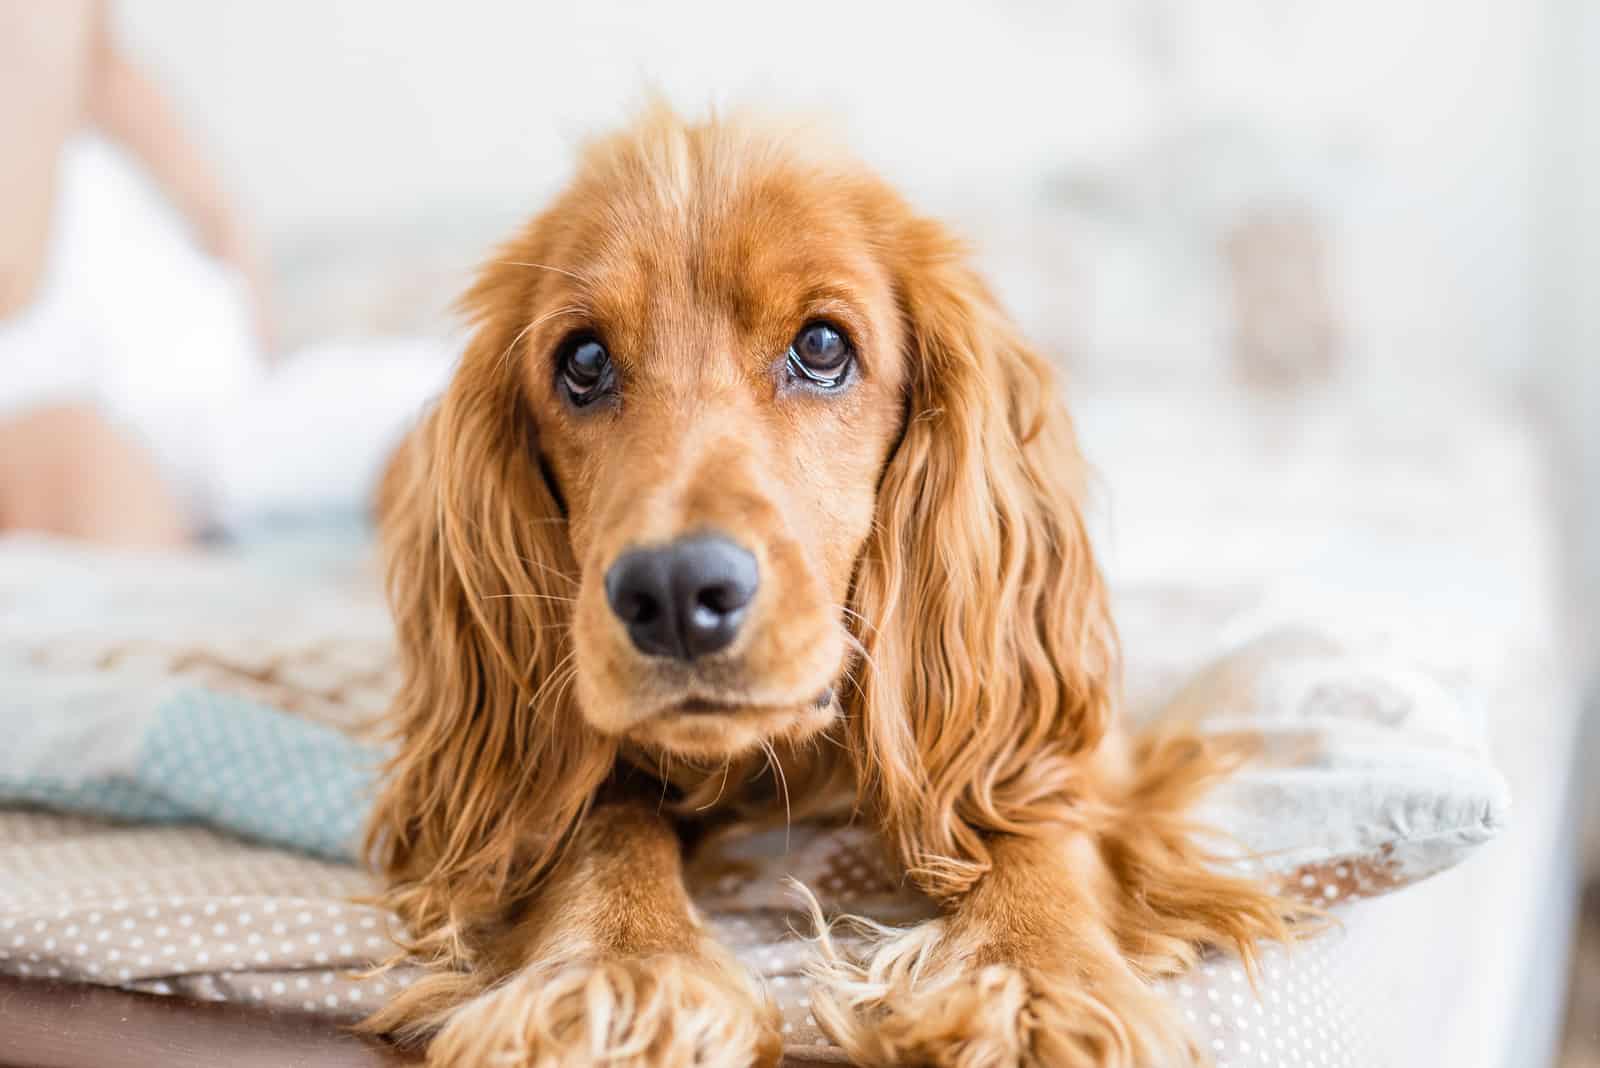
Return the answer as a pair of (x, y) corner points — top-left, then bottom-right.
(847, 216), (1118, 901)
(364, 240), (616, 971)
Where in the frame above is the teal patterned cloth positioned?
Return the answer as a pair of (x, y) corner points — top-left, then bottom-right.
(1, 526), (394, 863)
(1, 686), (383, 862)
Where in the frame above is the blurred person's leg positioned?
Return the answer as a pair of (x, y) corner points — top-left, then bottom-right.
(0, 130), (241, 545)
(0, 404), (187, 547)
(60, 136), (264, 530)
(1, 2), (272, 545)
(0, 0), (95, 316)
(0, 4), (450, 538)
(0, 1), (185, 546)
(85, 6), (275, 350)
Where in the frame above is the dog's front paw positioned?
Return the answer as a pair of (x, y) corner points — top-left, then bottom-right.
(810, 921), (1197, 1068)
(428, 950), (782, 1068)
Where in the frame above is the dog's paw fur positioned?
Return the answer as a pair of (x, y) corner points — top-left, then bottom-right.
(427, 950), (782, 1068)
(808, 917), (1199, 1068)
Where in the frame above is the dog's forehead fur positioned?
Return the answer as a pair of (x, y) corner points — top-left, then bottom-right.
(524, 112), (904, 388)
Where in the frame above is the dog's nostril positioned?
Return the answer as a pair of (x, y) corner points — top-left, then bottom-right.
(604, 535), (759, 661)
(620, 592), (659, 625)
(688, 582), (745, 637)
(695, 584), (735, 616)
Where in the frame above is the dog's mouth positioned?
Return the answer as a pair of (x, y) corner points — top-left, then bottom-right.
(669, 687), (834, 717)
(625, 686), (838, 759)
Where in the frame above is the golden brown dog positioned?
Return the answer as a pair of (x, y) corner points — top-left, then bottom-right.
(363, 105), (1296, 1067)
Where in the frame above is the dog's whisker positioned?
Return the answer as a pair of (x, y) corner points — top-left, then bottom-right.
(493, 305), (586, 375)
(492, 318), (539, 376)
(695, 760), (734, 812)
(527, 665), (577, 714)
(547, 658), (585, 709)
(834, 666), (872, 719)
(481, 592), (578, 604)
(514, 553), (579, 589)
(657, 750), (673, 814)
(526, 648), (579, 709)
(499, 261), (596, 286)
(760, 739), (792, 852)
(528, 304), (587, 329)
(820, 728), (851, 753)
(841, 630), (880, 683)
(836, 603), (881, 640)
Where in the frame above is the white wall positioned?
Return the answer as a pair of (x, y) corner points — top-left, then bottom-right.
(1157, 0), (1540, 377)
(112, 0), (1548, 383)
(1537, 0), (1600, 865)
(1539, 0), (1600, 599)
(111, 2), (1158, 240)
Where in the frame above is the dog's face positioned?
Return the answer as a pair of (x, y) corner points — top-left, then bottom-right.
(507, 134), (910, 759)
(373, 110), (1118, 923)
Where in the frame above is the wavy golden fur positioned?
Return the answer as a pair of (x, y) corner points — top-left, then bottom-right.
(362, 104), (1300, 1067)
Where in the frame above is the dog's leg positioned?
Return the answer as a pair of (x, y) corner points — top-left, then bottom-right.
(423, 801), (781, 1068)
(813, 826), (1288, 1068)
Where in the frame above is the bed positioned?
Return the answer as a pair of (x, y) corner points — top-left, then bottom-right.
(0, 366), (1576, 1067)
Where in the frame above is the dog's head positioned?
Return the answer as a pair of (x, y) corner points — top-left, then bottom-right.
(520, 117), (911, 760)
(371, 106), (1115, 913)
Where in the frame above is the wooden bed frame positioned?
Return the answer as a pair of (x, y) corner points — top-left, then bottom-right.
(0, 974), (418, 1068)
(0, 975), (836, 1067)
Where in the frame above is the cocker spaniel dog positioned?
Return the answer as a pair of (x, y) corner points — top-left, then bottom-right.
(363, 106), (1296, 1068)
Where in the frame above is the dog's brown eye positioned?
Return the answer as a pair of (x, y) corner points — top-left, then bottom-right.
(787, 321), (853, 388)
(559, 336), (613, 406)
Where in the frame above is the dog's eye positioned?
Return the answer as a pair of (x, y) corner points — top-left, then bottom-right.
(559, 336), (613, 406)
(787, 321), (854, 389)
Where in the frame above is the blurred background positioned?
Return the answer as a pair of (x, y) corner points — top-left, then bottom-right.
(2, 1), (1595, 1063)
(106, 0), (1599, 574)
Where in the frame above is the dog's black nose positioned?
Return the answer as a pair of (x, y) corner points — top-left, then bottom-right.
(604, 535), (758, 660)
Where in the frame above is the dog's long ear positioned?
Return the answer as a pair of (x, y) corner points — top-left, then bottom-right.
(848, 217), (1118, 902)
(364, 245), (616, 969)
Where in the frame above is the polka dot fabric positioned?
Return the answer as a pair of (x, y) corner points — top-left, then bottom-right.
(0, 809), (406, 1019)
(1163, 940), (1369, 1068)
(138, 689), (381, 861)
(2, 812), (1376, 1064)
